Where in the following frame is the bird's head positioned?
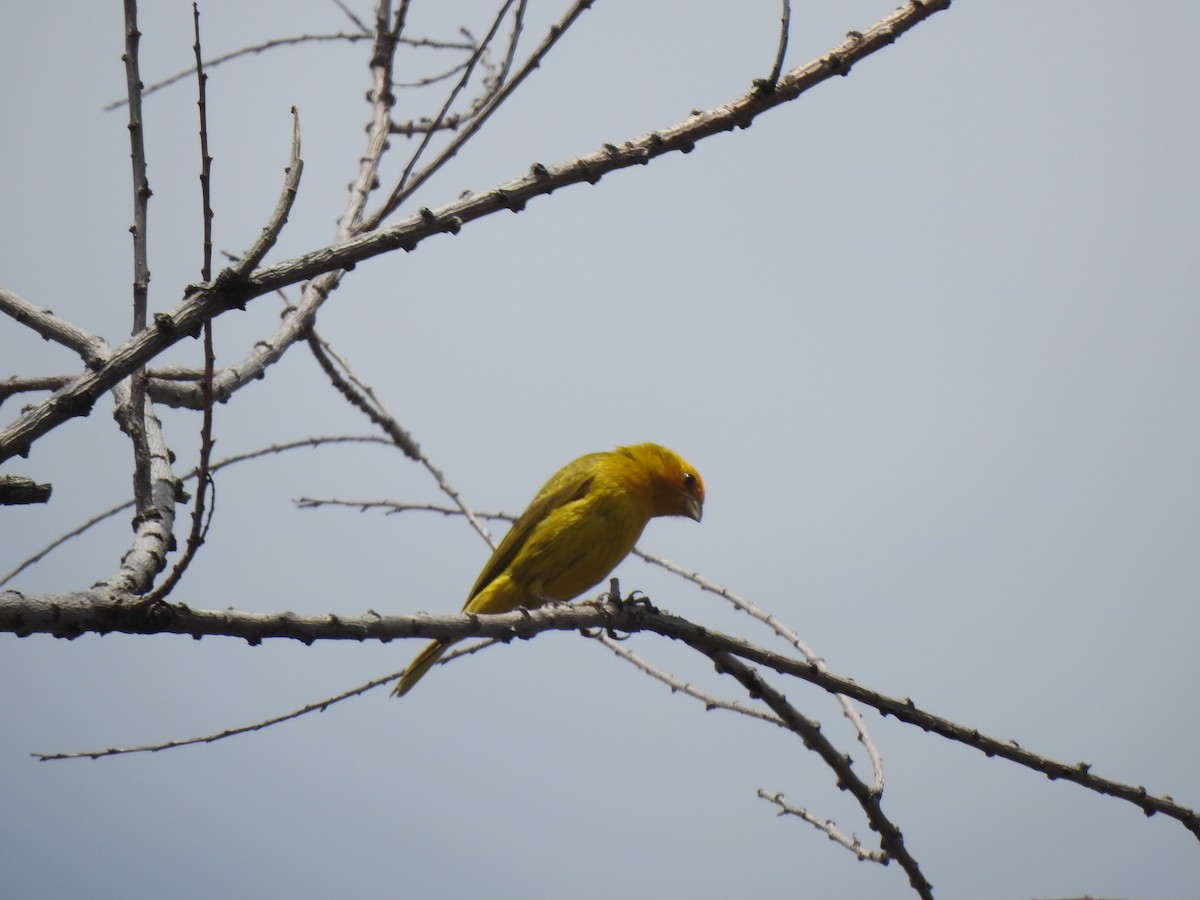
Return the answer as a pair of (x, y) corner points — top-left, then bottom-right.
(618, 442), (705, 522)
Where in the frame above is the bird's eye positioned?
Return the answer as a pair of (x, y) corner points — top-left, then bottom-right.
(683, 472), (696, 489)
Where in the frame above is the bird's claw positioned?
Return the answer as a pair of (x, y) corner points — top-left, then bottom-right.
(600, 578), (658, 640)
(605, 583), (658, 615)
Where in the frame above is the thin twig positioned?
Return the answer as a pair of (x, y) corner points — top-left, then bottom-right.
(363, 0), (588, 229)
(758, 789), (886, 862)
(31, 640), (489, 761)
(393, 57), (471, 90)
(119, 0), (154, 522)
(636, 548), (885, 794)
(330, 0), (369, 34)
(100, 24), (475, 111)
(704, 649), (932, 897)
(1, 436), (389, 587)
(303, 333), (495, 547)
(254, 1), (402, 408)
(306, 332), (420, 459)
(496, 0), (526, 89)
(33, 671), (400, 761)
(381, 2), (516, 218)
(765, 0), (791, 87)
(103, 32), (371, 111)
(597, 633), (783, 727)
(144, 3), (218, 605)
(231, 108), (303, 276)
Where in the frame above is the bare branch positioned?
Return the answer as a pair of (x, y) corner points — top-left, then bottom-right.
(234, 108), (304, 276)
(1, 436), (388, 588)
(596, 632), (783, 728)
(0, 375), (71, 407)
(306, 328), (420, 459)
(120, 0), (151, 336)
(765, 0), (791, 87)
(5, 594), (1194, 842)
(33, 669), (400, 761)
(378, 1), (518, 224)
(705, 649), (931, 897)
(31, 636), (486, 761)
(495, 0), (526, 90)
(758, 789), (886, 862)
(118, 0), (155, 527)
(1, 0), (952, 466)
(237, 2), (405, 426)
(295, 497), (486, 515)
(1, 499), (136, 588)
(392, 54), (471, 91)
(365, 0), (584, 230)
(302, 496), (885, 791)
(0, 287), (111, 368)
(302, 336), (498, 545)
(98, 390), (177, 595)
(104, 0), (175, 600)
(144, 2), (219, 605)
(636, 548), (885, 793)
(329, 0), (370, 35)
(103, 31), (374, 111)
(0, 475), (52, 506)
(342, 1), (401, 234)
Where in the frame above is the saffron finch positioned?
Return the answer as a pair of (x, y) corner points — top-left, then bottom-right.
(392, 442), (704, 696)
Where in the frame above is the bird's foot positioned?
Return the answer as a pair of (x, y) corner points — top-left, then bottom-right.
(604, 578), (658, 614)
(598, 579), (658, 640)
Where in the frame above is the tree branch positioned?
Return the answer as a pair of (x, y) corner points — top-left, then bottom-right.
(0, 287), (111, 367)
(143, 2), (220, 605)
(2, 590), (1195, 842)
(0, 0), (952, 466)
(0, 475), (52, 506)
(119, 0), (155, 522)
(705, 649), (932, 898)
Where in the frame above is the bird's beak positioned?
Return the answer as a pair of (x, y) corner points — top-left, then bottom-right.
(683, 495), (703, 522)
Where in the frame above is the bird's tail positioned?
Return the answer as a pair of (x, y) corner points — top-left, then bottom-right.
(391, 639), (451, 697)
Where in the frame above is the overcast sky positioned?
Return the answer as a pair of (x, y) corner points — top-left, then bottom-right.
(3, 2), (1198, 898)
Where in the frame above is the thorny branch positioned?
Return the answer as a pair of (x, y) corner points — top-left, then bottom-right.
(704, 649), (932, 899)
(765, 0), (792, 87)
(2, 1), (952, 468)
(104, 0), (177, 598)
(364, 0), (580, 230)
(3, 2), (1088, 893)
(758, 789), (887, 862)
(373, 0), (521, 224)
(298, 498), (893, 790)
(6, 593), (1196, 843)
(636, 546), (886, 793)
(0, 436), (388, 587)
(101, 32), (480, 112)
(119, 0), (155, 524)
(143, 2), (220, 605)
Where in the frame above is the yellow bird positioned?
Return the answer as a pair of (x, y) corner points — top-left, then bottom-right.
(392, 442), (705, 696)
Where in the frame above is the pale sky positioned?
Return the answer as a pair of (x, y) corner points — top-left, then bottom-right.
(2, 2), (1198, 898)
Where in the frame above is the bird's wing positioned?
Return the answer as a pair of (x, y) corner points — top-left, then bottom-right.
(463, 455), (602, 605)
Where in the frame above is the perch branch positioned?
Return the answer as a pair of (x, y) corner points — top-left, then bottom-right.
(3, 593), (1194, 842)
